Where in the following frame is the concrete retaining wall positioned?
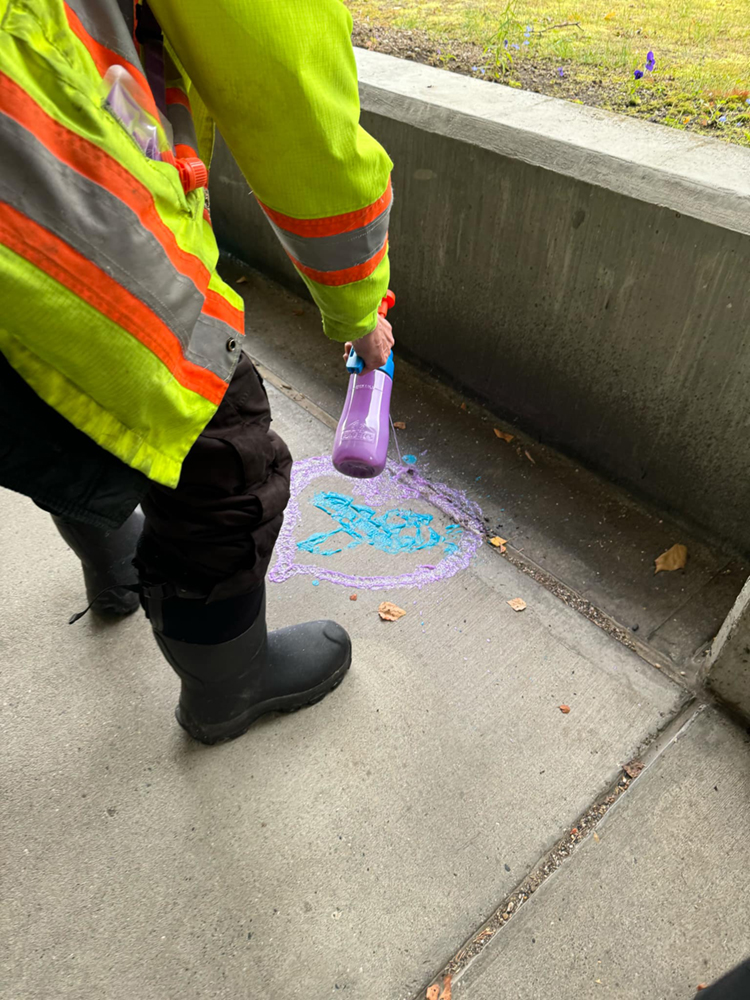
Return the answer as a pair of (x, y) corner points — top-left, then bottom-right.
(209, 49), (750, 553)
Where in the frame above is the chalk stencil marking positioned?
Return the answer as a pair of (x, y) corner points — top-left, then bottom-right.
(269, 456), (484, 590)
(297, 492), (462, 557)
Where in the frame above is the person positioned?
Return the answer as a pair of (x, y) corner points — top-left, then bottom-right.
(0, 0), (394, 743)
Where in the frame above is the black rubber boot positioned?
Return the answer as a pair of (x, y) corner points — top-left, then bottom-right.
(52, 510), (143, 617)
(147, 588), (352, 744)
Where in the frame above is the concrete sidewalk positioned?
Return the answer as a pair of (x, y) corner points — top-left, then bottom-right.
(2, 285), (748, 1000)
(454, 707), (750, 1000)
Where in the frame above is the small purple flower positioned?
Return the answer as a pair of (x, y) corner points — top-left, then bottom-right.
(718, 115), (727, 123)
(646, 50), (656, 71)
(523, 40), (529, 46)
(558, 67), (565, 78)
(512, 43), (520, 50)
(524, 24), (533, 35)
(634, 69), (644, 80)
(746, 97), (750, 105)
(503, 39), (509, 48)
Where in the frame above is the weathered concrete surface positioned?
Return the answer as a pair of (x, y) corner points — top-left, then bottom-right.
(220, 267), (747, 679)
(454, 708), (750, 999)
(210, 50), (750, 554)
(355, 50), (750, 235)
(1, 385), (684, 1000)
(706, 577), (750, 721)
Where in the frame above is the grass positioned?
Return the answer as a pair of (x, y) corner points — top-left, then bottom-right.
(347, 0), (750, 145)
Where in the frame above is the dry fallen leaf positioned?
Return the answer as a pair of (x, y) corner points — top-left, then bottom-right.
(235, 275), (248, 284)
(623, 760), (645, 779)
(593, 831), (600, 842)
(392, 421), (406, 430)
(559, 704), (571, 714)
(460, 402), (467, 411)
(439, 974), (452, 1000)
(494, 428), (515, 443)
(524, 449), (536, 465)
(378, 601), (406, 622)
(490, 536), (507, 549)
(349, 594), (358, 602)
(507, 598), (527, 612)
(292, 308), (305, 316)
(426, 987), (440, 1000)
(654, 543), (688, 574)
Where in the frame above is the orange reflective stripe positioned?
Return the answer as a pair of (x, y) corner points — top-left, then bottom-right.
(166, 86), (191, 111)
(202, 278), (242, 334)
(64, 2), (158, 121)
(0, 70), (243, 336)
(259, 177), (392, 238)
(0, 201), (226, 404)
(289, 240), (388, 287)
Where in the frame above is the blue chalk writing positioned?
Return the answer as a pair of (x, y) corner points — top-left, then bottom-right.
(297, 492), (462, 558)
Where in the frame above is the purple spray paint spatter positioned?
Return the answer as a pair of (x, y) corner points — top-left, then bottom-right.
(269, 456), (485, 591)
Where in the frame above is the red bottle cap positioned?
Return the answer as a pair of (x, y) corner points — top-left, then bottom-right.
(175, 156), (208, 192)
(378, 289), (396, 317)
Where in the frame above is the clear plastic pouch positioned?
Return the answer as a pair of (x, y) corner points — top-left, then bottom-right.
(101, 65), (172, 160)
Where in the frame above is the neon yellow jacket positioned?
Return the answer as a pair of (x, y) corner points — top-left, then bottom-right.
(0, 0), (392, 490)
(151, 0), (394, 344)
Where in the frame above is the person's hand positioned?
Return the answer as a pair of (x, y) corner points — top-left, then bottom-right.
(343, 313), (394, 373)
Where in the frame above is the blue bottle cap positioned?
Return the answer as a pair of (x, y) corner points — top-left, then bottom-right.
(346, 349), (394, 379)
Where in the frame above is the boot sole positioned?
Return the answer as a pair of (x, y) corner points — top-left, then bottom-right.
(174, 653), (352, 745)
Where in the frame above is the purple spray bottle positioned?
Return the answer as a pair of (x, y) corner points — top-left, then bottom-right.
(332, 291), (396, 479)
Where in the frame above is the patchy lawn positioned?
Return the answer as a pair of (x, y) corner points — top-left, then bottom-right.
(347, 0), (750, 145)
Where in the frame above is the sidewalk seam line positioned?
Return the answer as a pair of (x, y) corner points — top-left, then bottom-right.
(246, 350), (693, 689)
(248, 353), (338, 431)
(413, 699), (703, 1000)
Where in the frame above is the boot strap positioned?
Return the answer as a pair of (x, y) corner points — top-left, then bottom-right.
(138, 579), (210, 632)
(68, 583), (140, 624)
(68, 579), (205, 626)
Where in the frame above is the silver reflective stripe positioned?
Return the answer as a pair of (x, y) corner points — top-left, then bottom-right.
(166, 101), (198, 153)
(65, 0), (138, 64)
(189, 315), (239, 382)
(266, 203), (391, 273)
(0, 111), (232, 382)
(0, 111), (199, 336)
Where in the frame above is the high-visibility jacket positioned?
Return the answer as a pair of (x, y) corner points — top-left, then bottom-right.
(0, 0), (393, 489)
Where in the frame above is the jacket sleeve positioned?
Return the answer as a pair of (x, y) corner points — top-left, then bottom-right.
(148, 0), (393, 343)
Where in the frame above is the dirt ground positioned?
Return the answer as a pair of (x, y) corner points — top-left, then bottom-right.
(351, 19), (750, 146)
